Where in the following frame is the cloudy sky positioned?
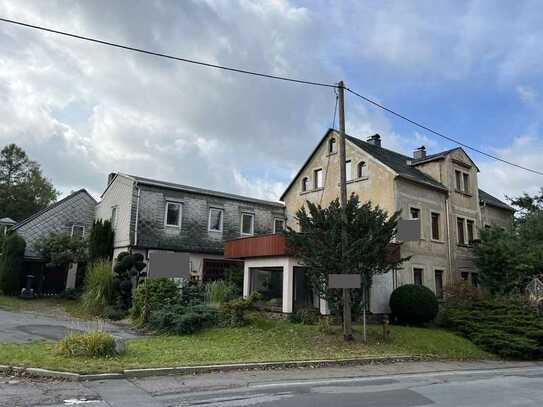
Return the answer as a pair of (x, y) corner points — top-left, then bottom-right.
(0, 0), (542, 203)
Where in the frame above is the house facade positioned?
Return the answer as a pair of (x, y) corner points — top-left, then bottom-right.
(11, 189), (96, 293)
(279, 129), (514, 312)
(96, 173), (285, 281)
(230, 129), (514, 314)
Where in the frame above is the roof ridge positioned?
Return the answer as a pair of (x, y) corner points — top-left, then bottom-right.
(125, 173), (284, 207)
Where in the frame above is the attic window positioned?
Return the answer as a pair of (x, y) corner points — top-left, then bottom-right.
(301, 177), (309, 192)
(357, 161), (367, 178)
(328, 138), (336, 153)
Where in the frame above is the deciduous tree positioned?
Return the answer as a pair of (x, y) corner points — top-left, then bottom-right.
(0, 144), (58, 221)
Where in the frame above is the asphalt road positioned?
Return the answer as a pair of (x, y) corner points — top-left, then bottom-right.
(0, 309), (137, 343)
(2, 361), (543, 406)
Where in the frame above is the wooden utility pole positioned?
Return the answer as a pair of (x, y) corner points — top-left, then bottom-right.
(337, 81), (353, 341)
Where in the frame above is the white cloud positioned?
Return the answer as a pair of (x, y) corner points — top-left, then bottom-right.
(478, 135), (543, 201)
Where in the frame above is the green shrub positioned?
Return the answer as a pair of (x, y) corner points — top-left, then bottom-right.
(80, 260), (116, 316)
(88, 219), (114, 262)
(288, 307), (320, 325)
(180, 282), (205, 305)
(131, 278), (179, 324)
(389, 284), (439, 325)
(103, 305), (127, 321)
(205, 280), (238, 306)
(57, 330), (118, 358)
(220, 292), (262, 327)
(441, 295), (543, 359)
(0, 233), (26, 295)
(149, 303), (218, 335)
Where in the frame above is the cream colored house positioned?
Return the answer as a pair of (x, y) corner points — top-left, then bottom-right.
(277, 129), (514, 313)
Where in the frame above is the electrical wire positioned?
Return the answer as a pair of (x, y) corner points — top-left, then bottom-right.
(1, 16), (542, 176)
(0, 17), (336, 89)
(345, 87), (543, 176)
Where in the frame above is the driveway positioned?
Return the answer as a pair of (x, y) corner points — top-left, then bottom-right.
(0, 309), (138, 343)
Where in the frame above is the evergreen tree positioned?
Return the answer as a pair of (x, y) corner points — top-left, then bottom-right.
(0, 233), (26, 295)
(89, 220), (114, 262)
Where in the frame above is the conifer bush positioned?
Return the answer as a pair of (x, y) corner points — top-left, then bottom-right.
(389, 284), (439, 325)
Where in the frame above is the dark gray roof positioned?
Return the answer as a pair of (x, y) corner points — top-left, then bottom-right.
(345, 135), (449, 191)
(13, 189), (97, 230)
(410, 148), (457, 165)
(479, 189), (515, 212)
(123, 174), (284, 208)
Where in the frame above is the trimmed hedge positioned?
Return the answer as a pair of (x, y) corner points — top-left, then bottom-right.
(389, 284), (439, 325)
(149, 303), (218, 335)
(441, 296), (543, 359)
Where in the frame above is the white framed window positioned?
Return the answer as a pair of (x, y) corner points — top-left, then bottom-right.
(164, 201), (182, 227)
(314, 168), (323, 189)
(208, 208), (224, 232)
(345, 160), (352, 181)
(357, 161), (368, 178)
(71, 224), (85, 239)
(273, 218), (285, 233)
(240, 212), (255, 236)
(111, 206), (118, 229)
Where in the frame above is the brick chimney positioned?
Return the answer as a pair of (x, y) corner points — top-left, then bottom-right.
(413, 146), (426, 160)
(366, 134), (381, 147)
(107, 172), (117, 186)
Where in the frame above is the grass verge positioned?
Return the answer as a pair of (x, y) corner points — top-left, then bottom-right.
(0, 320), (491, 374)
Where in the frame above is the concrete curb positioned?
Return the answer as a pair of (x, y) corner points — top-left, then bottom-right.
(1, 355), (425, 382)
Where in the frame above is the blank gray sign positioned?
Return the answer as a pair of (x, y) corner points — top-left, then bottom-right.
(147, 252), (190, 279)
(397, 219), (421, 241)
(329, 274), (361, 289)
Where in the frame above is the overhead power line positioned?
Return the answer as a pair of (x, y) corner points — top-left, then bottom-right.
(345, 87), (543, 176)
(1, 16), (542, 177)
(0, 17), (336, 89)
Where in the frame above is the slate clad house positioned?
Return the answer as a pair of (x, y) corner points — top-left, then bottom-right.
(96, 173), (285, 281)
(12, 189), (96, 293)
(230, 129), (514, 314)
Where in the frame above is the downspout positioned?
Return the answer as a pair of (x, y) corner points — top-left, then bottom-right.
(445, 195), (453, 283)
(134, 183), (141, 248)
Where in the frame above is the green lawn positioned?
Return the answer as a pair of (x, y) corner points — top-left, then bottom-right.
(0, 320), (492, 374)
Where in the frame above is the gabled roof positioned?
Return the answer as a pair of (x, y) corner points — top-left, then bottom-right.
(411, 147), (480, 172)
(116, 173), (284, 208)
(13, 189), (97, 230)
(280, 129), (448, 200)
(345, 135), (449, 192)
(479, 189), (515, 212)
